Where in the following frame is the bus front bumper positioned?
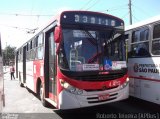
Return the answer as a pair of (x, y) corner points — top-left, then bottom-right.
(58, 84), (129, 110)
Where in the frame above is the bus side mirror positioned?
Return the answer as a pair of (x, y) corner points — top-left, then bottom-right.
(54, 26), (62, 43)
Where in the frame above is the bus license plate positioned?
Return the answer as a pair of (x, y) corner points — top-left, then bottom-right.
(98, 94), (109, 101)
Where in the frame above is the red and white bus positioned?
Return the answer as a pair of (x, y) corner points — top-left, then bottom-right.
(125, 16), (160, 104)
(15, 11), (129, 109)
(0, 33), (5, 111)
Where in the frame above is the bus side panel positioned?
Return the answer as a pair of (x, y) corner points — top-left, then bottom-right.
(132, 78), (141, 98)
(33, 60), (44, 93)
(128, 57), (160, 82)
(141, 80), (160, 104)
(18, 62), (23, 82)
(128, 57), (160, 104)
(129, 78), (134, 96)
(26, 61), (34, 91)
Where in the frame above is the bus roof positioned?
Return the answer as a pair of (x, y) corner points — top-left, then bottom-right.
(125, 15), (160, 31)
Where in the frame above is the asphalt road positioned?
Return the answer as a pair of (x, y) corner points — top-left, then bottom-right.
(1, 70), (160, 119)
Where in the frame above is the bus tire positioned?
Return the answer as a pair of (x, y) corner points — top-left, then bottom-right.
(39, 83), (49, 107)
(19, 81), (23, 87)
(19, 72), (23, 87)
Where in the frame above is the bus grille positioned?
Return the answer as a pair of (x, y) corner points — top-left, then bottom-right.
(85, 86), (119, 92)
(74, 73), (125, 81)
(87, 93), (118, 104)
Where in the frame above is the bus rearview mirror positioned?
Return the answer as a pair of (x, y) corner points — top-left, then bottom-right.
(54, 26), (62, 43)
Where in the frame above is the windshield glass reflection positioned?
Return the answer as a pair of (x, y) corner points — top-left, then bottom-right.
(58, 29), (125, 72)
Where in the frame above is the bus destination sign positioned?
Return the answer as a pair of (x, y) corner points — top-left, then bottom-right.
(60, 11), (124, 28)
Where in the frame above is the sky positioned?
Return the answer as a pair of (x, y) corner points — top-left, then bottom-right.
(0, 0), (160, 49)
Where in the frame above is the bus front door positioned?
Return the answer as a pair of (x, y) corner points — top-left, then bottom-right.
(45, 31), (57, 103)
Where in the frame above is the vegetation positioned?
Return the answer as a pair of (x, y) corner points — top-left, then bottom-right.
(3, 46), (16, 65)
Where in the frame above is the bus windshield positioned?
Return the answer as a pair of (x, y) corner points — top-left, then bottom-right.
(58, 28), (125, 72)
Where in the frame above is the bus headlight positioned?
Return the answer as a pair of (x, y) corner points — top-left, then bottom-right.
(120, 78), (129, 89)
(126, 77), (129, 82)
(60, 79), (83, 95)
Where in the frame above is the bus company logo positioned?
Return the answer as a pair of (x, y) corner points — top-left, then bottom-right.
(102, 85), (107, 90)
(133, 63), (139, 72)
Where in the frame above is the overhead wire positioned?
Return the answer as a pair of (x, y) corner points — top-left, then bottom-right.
(131, 0), (152, 18)
(100, 4), (128, 13)
(0, 1), (152, 29)
(101, 7), (128, 13)
(0, 24), (38, 33)
(132, 5), (152, 18)
(80, 0), (94, 10)
(131, 9), (140, 22)
(85, 0), (100, 11)
(29, 0), (35, 31)
(121, 12), (130, 19)
(132, 15), (140, 22)
(0, 13), (53, 33)
(0, 12), (54, 17)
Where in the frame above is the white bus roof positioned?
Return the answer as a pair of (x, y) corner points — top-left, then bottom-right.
(125, 15), (160, 31)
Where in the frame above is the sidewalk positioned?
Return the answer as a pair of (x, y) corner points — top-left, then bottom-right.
(2, 69), (53, 113)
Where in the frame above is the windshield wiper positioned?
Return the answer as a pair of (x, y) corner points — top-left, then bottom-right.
(107, 28), (123, 43)
(83, 30), (98, 46)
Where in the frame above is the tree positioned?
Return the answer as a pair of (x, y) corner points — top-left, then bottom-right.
(3, 45), (16, 65)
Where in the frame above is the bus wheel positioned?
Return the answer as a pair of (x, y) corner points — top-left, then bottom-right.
(19, 73), (23, 87)
(39, 83), (49, 107)
(19, 81), (23, 87)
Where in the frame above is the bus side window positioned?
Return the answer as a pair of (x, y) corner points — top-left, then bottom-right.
(19, 48), (22, 61)
(29, 40), (32, 60)
(129, 30), (139, 57)
(30, 40), (33, 60)
(130, 27), (150, 57)
(140, 28), (149, 41)
(152, 24), (160, 55)
(153, 24), (160, 39)
(37, 33), (44, 59)
(26, 43), (30, 60)
(132, 30), (139, 43)
(33, 37), (38, 60)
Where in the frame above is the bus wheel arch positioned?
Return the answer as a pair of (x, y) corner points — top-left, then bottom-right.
(36, 78), (41, 95)
(36, 77), (49, 107)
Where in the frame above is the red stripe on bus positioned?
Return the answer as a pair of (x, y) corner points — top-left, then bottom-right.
(57, 67), (128, 91)
(129, 76), (160, 82)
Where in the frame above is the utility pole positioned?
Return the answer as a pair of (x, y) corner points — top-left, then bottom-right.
(129, 0), (132, 25)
